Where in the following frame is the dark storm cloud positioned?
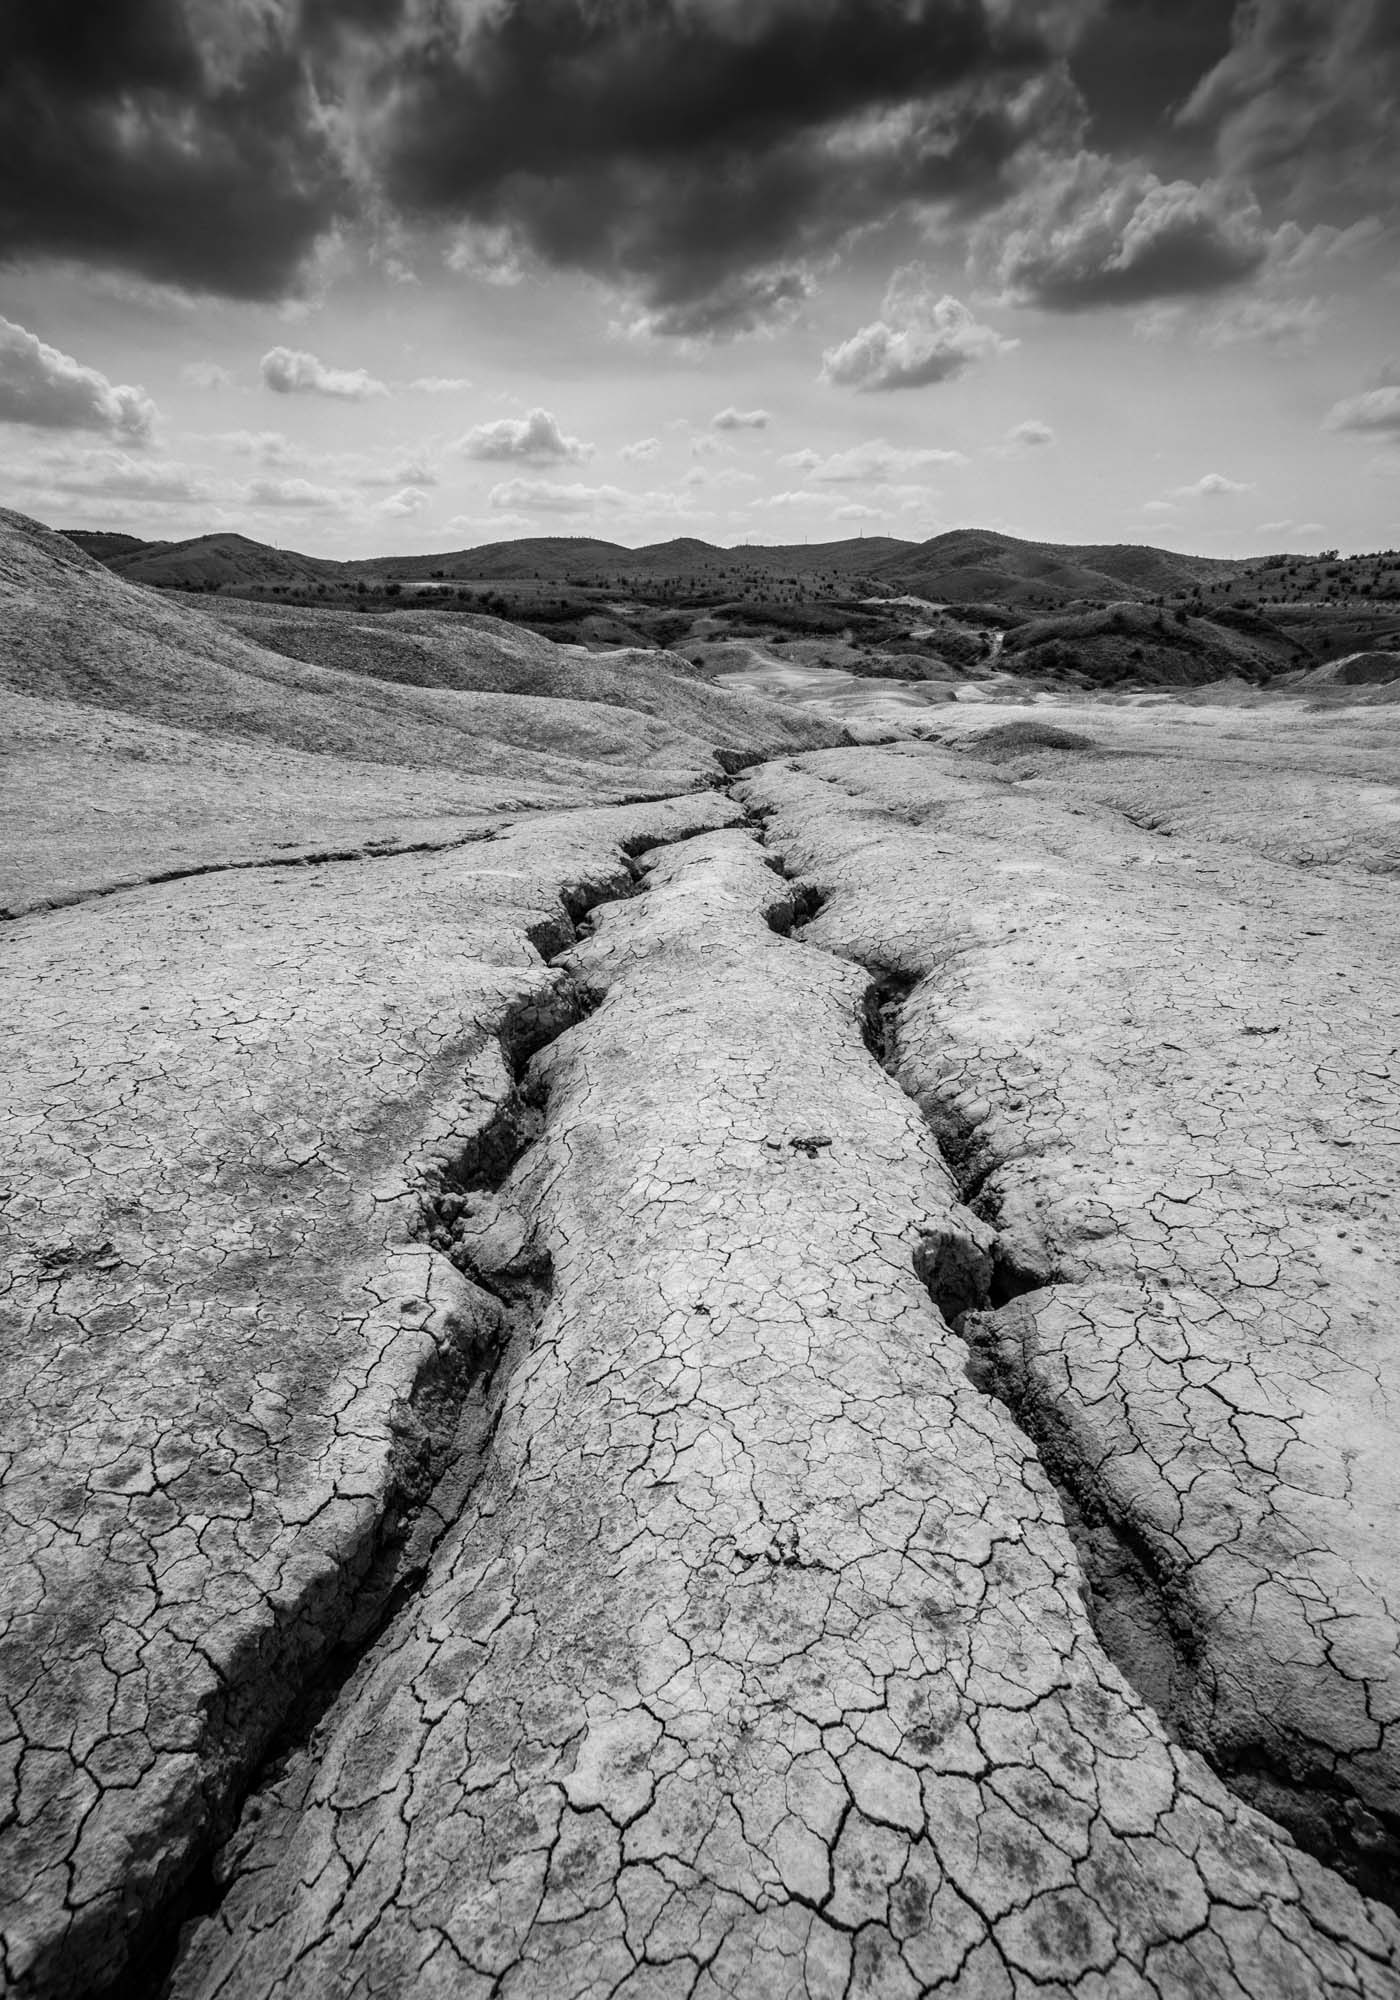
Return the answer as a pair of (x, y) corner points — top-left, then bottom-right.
(376, 0), (1072, 194)
(0, 0), (1100, 320)
(0, 0), (345, 298)
(971, 0), (1395, 316)
(362, 0), (1100, 331)
(1181, 0), (1400, 218)
(1068, 0), (1235, 159)
(9, 0), (1387, 334)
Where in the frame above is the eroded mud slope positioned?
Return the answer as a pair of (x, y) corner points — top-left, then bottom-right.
(0, 508), (842, 915)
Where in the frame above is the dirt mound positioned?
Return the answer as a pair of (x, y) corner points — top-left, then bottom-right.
(1300, 650), (1400, 687)
(963, 718), (1097, 758)
(997, 600), (1303, 686)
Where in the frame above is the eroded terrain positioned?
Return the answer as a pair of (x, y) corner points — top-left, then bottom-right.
(5, 514), (1400, 1998)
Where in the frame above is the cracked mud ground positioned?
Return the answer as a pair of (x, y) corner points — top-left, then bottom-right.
(5, 709), (1400, 1997)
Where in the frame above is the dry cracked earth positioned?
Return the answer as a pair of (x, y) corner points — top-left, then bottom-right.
(5, 566), (1400, 1998)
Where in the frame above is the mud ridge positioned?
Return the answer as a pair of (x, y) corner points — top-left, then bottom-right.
(955, 1299), (1400, 1906)
(738, 797), (1400, 1906)
(871, 958), (1399, 1899)
(870, 957), (1400, 1900)
(730, 793), (1363, 1887)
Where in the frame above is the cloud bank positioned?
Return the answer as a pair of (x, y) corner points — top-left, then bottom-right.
(0, 0), (1095, 332)
(1, 0), (1392, 365)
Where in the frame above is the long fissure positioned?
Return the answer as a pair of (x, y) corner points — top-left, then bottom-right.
(110, 856), (667, 2000)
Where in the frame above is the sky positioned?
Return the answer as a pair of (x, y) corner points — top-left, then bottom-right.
(1, 0), (1397, 560)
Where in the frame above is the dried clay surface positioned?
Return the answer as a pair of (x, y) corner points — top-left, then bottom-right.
(162, 813), (1398, 1997)
(4, 694), (1400, 1998)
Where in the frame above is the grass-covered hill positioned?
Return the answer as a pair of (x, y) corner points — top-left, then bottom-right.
(999, 599), (1309, 686)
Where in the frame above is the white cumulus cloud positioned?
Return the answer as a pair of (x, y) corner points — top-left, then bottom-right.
(1324, 381), (1400, 436)
(821, 268), (1013, 393)
(976, 153), (1279, 310)
(460, 408), (593, 463)
(9, 448), (204, 502)
(213, 429), (304, 465)
(380, 486), (432, 517)
(259, 347), (389, 399)
(1176, 472), (1253, 497)
(711, 407), (771, 431)
(1005, 418), (1056, 449)
(0, 318), (157, 441)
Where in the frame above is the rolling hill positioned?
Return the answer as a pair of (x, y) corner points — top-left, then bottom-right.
(859, 529), (1249, 607)
(68, 529), (344, 591)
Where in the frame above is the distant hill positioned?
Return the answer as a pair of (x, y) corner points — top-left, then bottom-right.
(860, 529), (1248, 608)
(69, 522), (1263, 605)
(1000, 599), (1307, 686)
(345, 536), (639, 583)
(66, 530), (154, 563)
(80, 529), (344, 591)
(61, 519), (1398, 685)
(338, 534), (917, 586)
